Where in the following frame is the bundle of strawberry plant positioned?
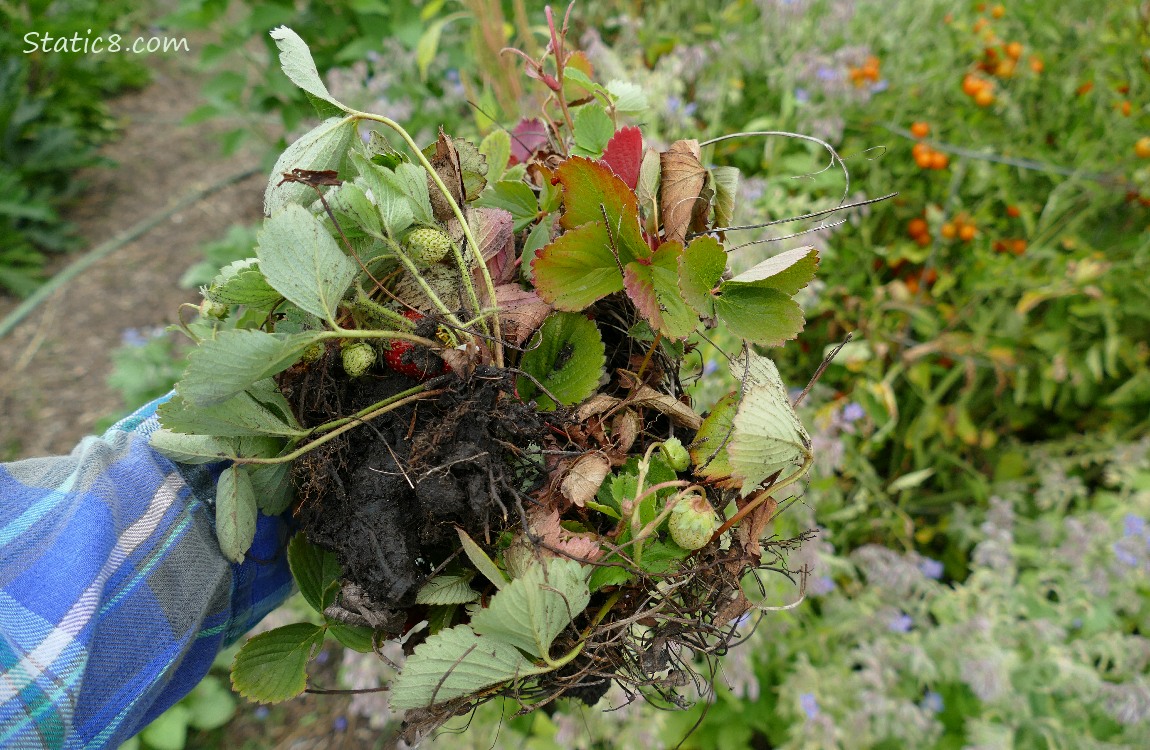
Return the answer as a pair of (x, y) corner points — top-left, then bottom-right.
(153, 12), (824, 740)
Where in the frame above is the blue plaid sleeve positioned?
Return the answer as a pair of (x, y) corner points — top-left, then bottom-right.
(0, 396), (295, 749)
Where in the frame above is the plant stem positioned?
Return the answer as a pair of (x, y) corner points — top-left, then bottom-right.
(348, 110), (505, 367)
(708, 455), (813, 544)
(234, 388), (445, 466)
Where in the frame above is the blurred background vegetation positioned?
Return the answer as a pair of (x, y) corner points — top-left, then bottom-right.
(3, 0), (1148, 747)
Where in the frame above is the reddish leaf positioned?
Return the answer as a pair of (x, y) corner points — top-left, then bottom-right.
(533, 222), (625, 310)
(622, 242), (697, 339)
(600, 126), (643, 189)
(554, 157), (648, 264)
(510, 118), (550, 164)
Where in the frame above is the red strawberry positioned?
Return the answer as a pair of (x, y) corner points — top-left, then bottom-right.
(382, 310), (447, 380)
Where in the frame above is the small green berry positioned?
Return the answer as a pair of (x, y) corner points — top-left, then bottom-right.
(668, 493), (717, 551)
(660, 437), (690, 472)
(341, 342), (376, 377)
(404, 226), (453, 267)
(300, 341), (325, 364)
(199, 298), (229, 320)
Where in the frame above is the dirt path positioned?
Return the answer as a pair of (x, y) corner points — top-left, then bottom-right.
(0, 53), (266, 460)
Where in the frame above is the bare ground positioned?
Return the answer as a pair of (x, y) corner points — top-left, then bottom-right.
(0, 53), (264, 460)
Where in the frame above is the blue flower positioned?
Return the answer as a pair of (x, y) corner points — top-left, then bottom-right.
(841, 402), (865, 423)
(810, 576), (836, 595)
(794, 87), (810, 104)
(254, 706), (270, 720)
(333, 716), (348, 732)
(918, 557), (944, 580)
(1124, 514), (1146, 538)
(816, 66), (838, 82)
(799, 692), (820, 719)
(1113, 542), (1140, 567)
(921, 691), (943, 713)
(888, 613), (913, 633)
(870, 79), (889, 94)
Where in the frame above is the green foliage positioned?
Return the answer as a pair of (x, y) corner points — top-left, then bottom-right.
(0, 3), (150, 295)
(230, 623), (326, 704)
(517, 312), (607, 411)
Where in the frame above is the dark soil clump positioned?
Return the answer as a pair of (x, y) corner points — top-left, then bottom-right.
(285, 360), (552, 617)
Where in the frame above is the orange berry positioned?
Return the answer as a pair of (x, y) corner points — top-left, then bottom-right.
(922, 268), (938, 286)
(1011, 239), (1027, 255)
(940, 222), (957, 239)
(915, 234), (932, 248)
(912, 142), (931, 158)
(994, 58), (1016, 78)
(962, 74), (986, 96)
(1006, 204), (1021, 218)
(1077, 81), (1094, 96)
(908, 218), (929, 238)
(993, 240), (1008, 253)
(915, 149), (935, 169)
(1029, 57), (1044, 74)
(974, 88), (995, 107)
(1005, 41), (1023, 59)
(944, 13), (954, 24)
(959, 224), (977, 242)
(1119, 100), (1132, 117)
(1136, 137), (1150, 159)
(991, 4), (1005, 19)
(930, 151), (950, 170)
(910, 121), (931, 139)
(973, 17), (988, 33)
(905, 276), (921, 294)
(975, 2), (986, 10)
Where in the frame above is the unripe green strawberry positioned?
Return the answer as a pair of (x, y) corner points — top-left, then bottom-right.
(404, 226), (453, 267)
(660, 437), (690, 472)
(300, 341), (325, 364)
(199, 298), (229, 320)
(668, 493), (717, 551)
(341, 342), (376, 377)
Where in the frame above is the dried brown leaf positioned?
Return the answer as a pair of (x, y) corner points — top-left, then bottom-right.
(659, 140), (706, 244)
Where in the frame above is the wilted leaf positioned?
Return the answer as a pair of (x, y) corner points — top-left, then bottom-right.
(495, 285), (551, 345)
(510, 118), (550, 164)
(711, 166), (740, 229)
(728, 352), (812, 495)
(560, 452), (612, 507)
(660, 140), (706, 244)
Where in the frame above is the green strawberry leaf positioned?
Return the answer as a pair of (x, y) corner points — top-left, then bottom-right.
(390, 624), (544, 709)
(711, 166), (740, 229)
(349, 152), (415, 238)
(263, 117), (355, 215)
(249, 462), (294, 516)
(572, 103), (614, 158)
(622, 242), (697, 339)
(416, 574), (480, 605)
(727, 246), (819, 295)
(216, 465), (258, 563)
(475, 180), (538, 231)
(517, 312), (607, 411)
(288, 533), (343, 613)
(532, 222), (624, 310)
(713, 285), (805, 348)
(206, 259), (282, 309)
(678, 235), (726, 318)
(231, 623), (325, 703)
(157, 388), (306, 438)
(268, 27), (347, 112)
(470, 558), (590, 661)
(257, 204), (358, 323)
(327, 623), (376, 653)
(478, 129), (511, 184)
(330, 180), (383, 239)
(178, 329), (325, 406)
(690, 391), (739, 482)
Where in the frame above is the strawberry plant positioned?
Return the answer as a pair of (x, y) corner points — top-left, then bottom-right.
(153, 13), (836, 741)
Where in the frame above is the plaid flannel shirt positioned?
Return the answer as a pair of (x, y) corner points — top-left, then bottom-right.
(0, 396), (294, 749)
